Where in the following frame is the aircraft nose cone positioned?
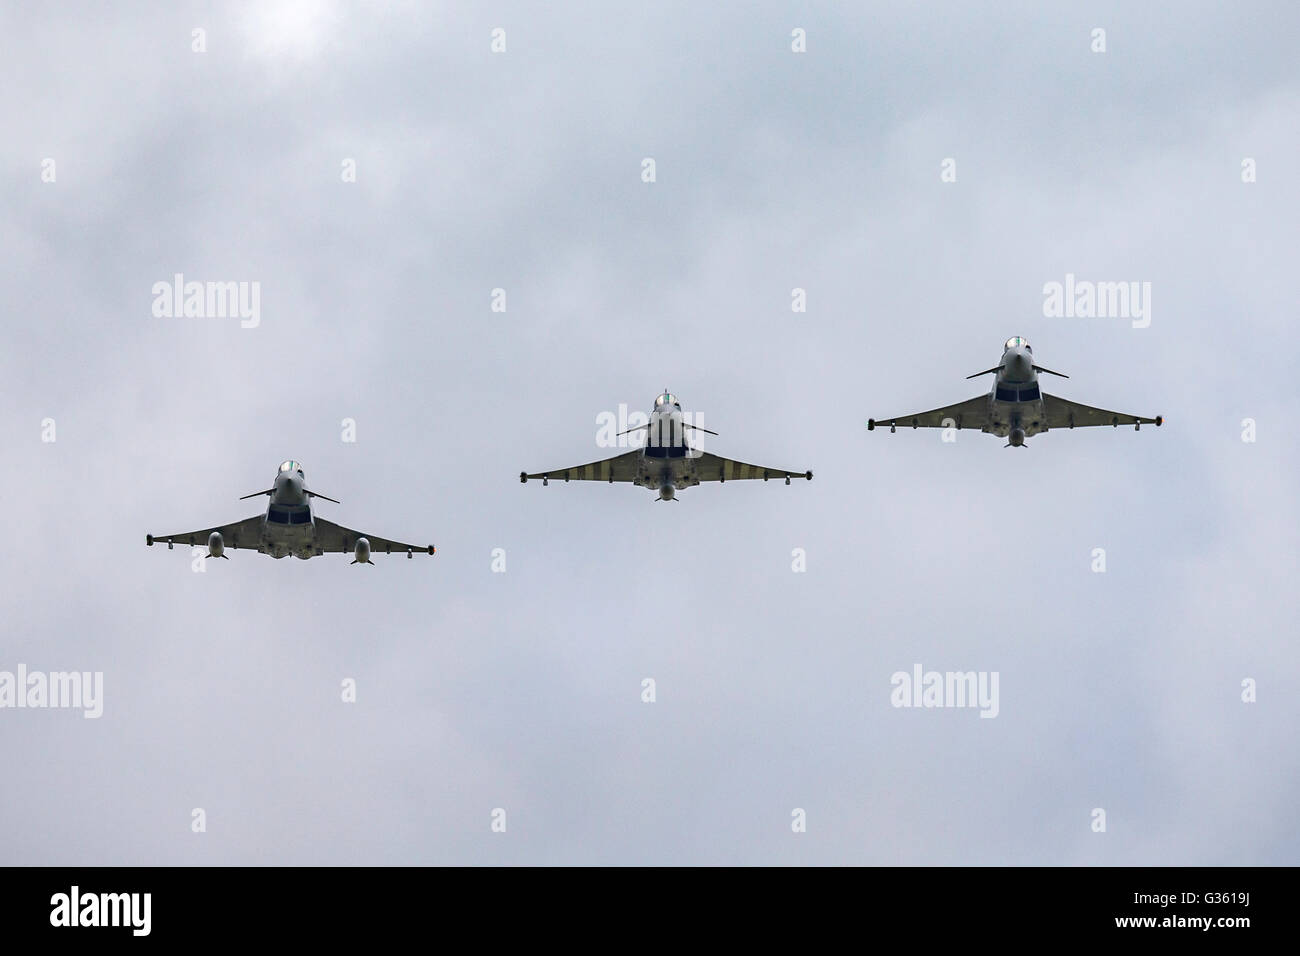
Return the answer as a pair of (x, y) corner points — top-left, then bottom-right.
(1005, 351), (1032, 381)
(276, 475), (302, 500)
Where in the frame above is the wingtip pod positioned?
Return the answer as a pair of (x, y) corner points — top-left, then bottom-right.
(146, 534), (154, 546)
(428, 545), (436, 555)
(520, 472), (527, 483)
(867, 419), (875, 431)
(1156, 415), (1164, 426)
(805, 471), (813, 480)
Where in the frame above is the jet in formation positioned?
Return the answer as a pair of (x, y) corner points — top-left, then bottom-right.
(867, 337), (1163, 447)
(521, 391), (813, 500)
(145, 460), (435, 563)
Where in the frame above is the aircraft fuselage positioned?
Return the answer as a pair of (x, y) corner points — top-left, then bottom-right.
(261, 464), (317, 558)
(984, 340), (1046, 444)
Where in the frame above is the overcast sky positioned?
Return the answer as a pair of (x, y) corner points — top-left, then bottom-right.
(2, 1), (1297, 864)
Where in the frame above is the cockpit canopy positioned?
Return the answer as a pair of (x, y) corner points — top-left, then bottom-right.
(1004, 336), (1031, 352)
(654, 392), (680, 410)
(279, 460), (304, 477)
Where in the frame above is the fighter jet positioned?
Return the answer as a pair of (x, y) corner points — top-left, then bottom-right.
(867, 337), (1163, 447)
(145, 460), (435, 562)
(521, 391), (813, 500)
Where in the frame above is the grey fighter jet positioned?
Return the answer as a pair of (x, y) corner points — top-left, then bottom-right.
(521, 391), (813, 500)
(146, 460), (435, 562)
(867, 337), (1163, 447)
